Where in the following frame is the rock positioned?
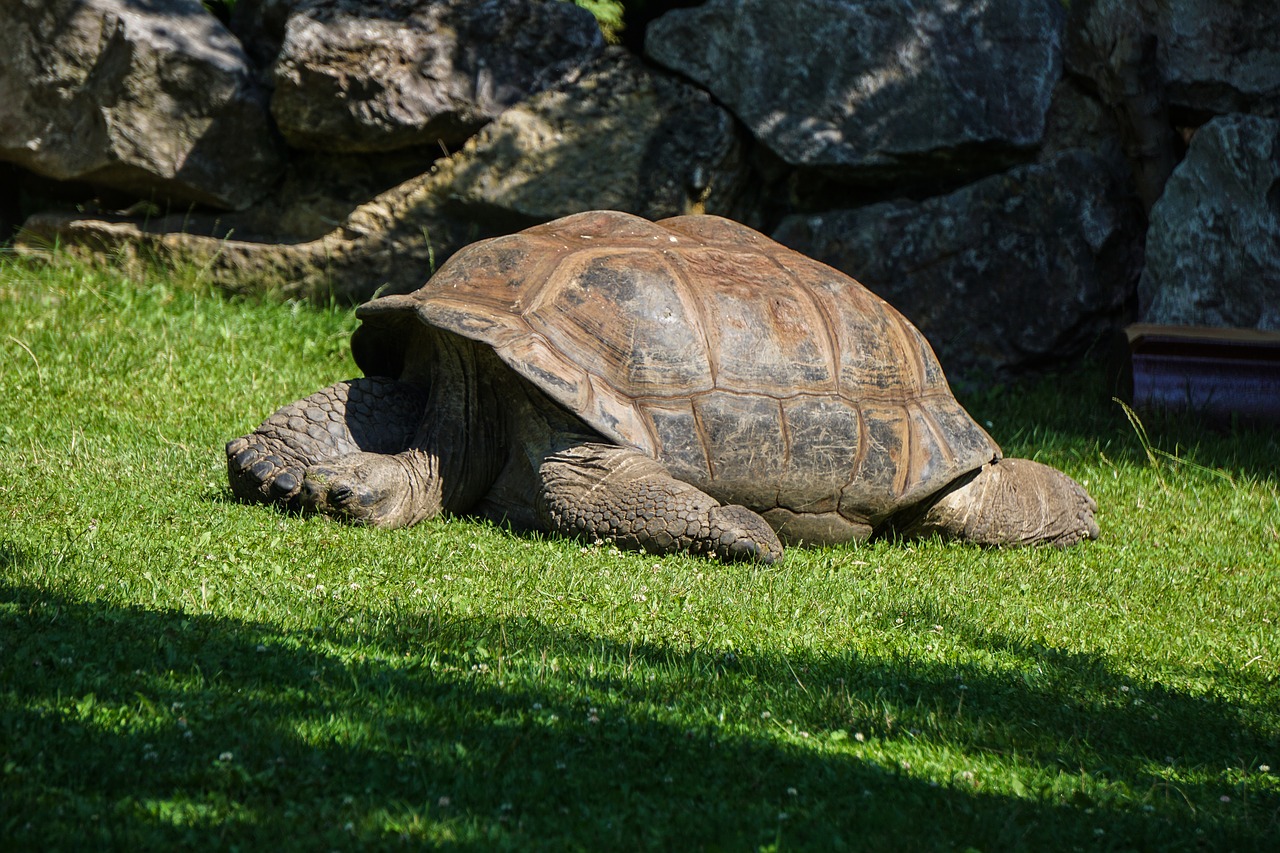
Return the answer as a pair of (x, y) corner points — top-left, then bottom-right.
(1138, 114), (1280, 330)
(774, 150), (1143, 377)
(0, 0), (283, 211)
(221, 149), (442, 241)
(1040, 80), (1126, 164)
(16, 172), (470, 302)
(645, 0), (1064, 182)
(1067, 0), (1280, 119)
(19, 50), (750, 302)
(1161, 0), (1280, 117)
(270, 0), (604, 153)
(227, 0), (301, 75)
(443, 48), (749, 226)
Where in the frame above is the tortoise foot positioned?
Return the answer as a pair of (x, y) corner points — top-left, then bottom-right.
(705, 505), (785, 563)
(227, 434), (309, 506)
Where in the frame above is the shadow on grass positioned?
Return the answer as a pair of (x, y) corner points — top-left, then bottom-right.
(1, 568), (1276, 850)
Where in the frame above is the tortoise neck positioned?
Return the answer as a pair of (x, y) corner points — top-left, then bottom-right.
(404, 331), (508, 513)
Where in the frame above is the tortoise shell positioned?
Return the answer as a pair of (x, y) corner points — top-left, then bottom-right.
(351, 210), (999, 527)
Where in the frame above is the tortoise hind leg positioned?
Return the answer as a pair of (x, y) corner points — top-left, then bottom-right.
(900, 457), (1099, 547)
(536, 443), (784, 563)
(226, 377), (427, 509)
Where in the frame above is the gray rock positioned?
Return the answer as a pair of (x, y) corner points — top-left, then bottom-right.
(443, 49), (749, 226)
(1065, 3), (1182, 213)
(270, 0), (604, 152)
(16, 172), (471, 302)
(1039, 80), (1126, 163)
(0, 0), (283, 211)
(1068, 0), (1280, 118)
(1161, 0), (1280, 116)
(774, 150), (1143, 376)
(18, 50), (751, 302)
(227, 0), (303, 74)
(645, 0), (1064, 181)
(1139, 115), (1280, 330)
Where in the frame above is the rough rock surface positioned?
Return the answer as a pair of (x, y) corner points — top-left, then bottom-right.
(19, 51), (750, 302)
(774, 150), (1143, 376)
(16, 174), (468, 302)
(1067, 0), (1280, 119)
(1039, 80), (1126, 163)
(645, 0), (1064, 181)
(1138, 115), (1280, 330)
(227, 0), (302, 75)
(1159, 0), (1280, 116)
(0, 0), (282, 210)
(270, 0), (604, 152)
(443, 49), (748, 226)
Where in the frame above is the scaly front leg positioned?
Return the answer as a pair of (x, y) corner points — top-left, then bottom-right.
(537, 443), (784, 563)
(226, 377), (428, 510)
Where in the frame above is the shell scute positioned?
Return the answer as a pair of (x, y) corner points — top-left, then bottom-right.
(778, 397), (862, 514)
(641, 399), (711, 485)
(691, 393), (785, 508)
(532, 249), (713, 398)
(676, 247), (836, 394)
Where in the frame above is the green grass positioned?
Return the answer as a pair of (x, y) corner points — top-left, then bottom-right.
(1, 252), (1277, 851)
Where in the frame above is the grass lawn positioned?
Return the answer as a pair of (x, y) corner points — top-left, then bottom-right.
(1, 252), (1277, 851)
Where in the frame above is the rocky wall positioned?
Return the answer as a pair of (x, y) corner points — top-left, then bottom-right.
(4, 0), (1277, 377)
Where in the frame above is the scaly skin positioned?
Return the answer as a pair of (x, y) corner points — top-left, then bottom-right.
(537, 443), (784, 563)
(226, 377), (428, 509)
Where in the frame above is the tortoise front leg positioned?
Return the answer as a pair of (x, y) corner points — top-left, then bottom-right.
(226, 377), (428, 509)
(536, 443), (784, 563)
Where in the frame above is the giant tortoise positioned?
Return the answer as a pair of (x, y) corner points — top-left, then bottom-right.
(227, 210), (1098, 562)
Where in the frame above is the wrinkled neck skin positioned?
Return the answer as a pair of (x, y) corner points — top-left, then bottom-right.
(398, 330), (510, 515)
(395, 326), (601, 528)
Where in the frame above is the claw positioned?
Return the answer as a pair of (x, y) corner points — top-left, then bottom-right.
(270, 470), (300, 498)
(248, 460), (276, 481)
(231, 446), (258, 468)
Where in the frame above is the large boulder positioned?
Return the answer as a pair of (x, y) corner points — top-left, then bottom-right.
(18, 51), (751, 302)
(1160, 0), (1280, 117)
(1067, 0), (1280, 119)
(442, 49), (749, 227)
(16, 175), (466, 303)
(1039, 79), (1126, 164)
(645, 0), (1064, 182)
(1138, 115), (1280, 330)
(269, 0), (604, 152)
(0, 0), (282, 211)
(774, 150), (1143, 376)
(226, 0), (303, 75)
